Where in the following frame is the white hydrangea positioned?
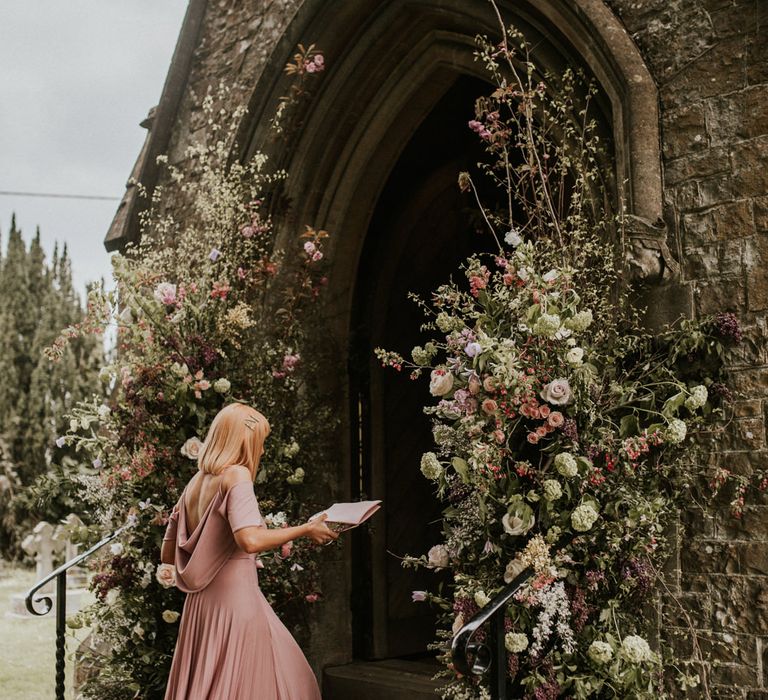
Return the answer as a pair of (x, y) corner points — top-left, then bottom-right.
(565, 309), (593, 332)
(571, 503), (599, 532)
(213, 377), (231, 394)
(621, 634), (653, 663)
(588, 640), (614, 664)
(685, 385), (708, 411)
(505, 632), (528, 653)
(532, 313), (561, 338)
(420, 452), (442, 480)
(282, 440), (300, 458)
(664, 418), (687, 444)
(555, 452), (578, 478)
(542, 479), (562, 501)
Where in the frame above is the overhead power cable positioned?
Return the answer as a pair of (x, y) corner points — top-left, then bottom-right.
(0, 190), (120, 202)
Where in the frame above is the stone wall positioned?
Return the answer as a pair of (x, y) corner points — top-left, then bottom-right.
(607, 0), (768, 697)
(142, 0), (768, 695)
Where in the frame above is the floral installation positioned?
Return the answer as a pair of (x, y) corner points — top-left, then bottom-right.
(375, 12), (751, 700)
(47, 60), (337, 699)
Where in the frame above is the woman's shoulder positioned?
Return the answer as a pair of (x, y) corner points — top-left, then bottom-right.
(219, 464), (252, 493)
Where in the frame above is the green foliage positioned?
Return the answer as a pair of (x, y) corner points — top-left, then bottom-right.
(0, 218), (103, 557)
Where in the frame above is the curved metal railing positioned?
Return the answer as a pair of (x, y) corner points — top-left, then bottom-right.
(24, 524), (128, 700)
(450, 535), (572, 699)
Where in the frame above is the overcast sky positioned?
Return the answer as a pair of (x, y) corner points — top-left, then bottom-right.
(0, 2), (188, 299)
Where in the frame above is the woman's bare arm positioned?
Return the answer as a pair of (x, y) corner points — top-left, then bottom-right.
(160, 539), (175, 565)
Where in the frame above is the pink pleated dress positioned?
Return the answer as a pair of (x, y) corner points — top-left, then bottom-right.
(162, 479), (322, 700)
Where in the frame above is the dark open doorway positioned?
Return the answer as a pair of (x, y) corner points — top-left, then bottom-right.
(348, 73), (500, 661)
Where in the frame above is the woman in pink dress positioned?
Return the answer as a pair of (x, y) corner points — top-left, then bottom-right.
(161, 402), (338, 699)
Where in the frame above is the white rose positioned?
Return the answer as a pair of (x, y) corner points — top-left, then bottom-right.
(162, 609), (180, 623)
(427, 544), (450, 569)
(503, 557), (527, 584)
(180, 437), (203, 459)
(540, 378), (572, 405)
(502, 511), (535, 536)
(429, 369), (454, 396)
(566, 347), (584, 365)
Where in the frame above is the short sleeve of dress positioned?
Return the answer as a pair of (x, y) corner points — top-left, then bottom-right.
(163, 503), (180, 542)
(226, 481), (266, 533)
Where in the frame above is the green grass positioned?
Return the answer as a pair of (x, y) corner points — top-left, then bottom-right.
(0, 563), (92, 700)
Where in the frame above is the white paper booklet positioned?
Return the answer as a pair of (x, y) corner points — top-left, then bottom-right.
(309, 500), (382, 532)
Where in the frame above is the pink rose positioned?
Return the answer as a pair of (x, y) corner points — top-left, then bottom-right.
(526, 432), (540, 444)
(482, 376), (497, 392)
(180, 437), (203, 460)
(283, 353), (301, 370)
(539, 404), (551, 418)
(547, 411), (565, 427)
(493, 429), (505, 444)
(502, 273), (515, 286)
(155, 563), (176, 589)
(305, 593), (319, 602)
(481, 399), (498, 415)
(535, 425), (548, 437)
(467, 375), (482, 395)
(280, 541), (293, 559)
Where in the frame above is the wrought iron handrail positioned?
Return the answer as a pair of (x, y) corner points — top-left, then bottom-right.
(450, 535), (573, 699)
(24, 523), (128, 700)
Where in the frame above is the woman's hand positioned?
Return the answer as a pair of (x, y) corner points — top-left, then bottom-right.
(304, 514), (339, 545)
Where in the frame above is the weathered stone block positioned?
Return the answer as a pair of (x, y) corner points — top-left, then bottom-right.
(694, 277), (745, 314)
(660, 36), (746, 108)
(683, 239), (743, 280)
(732, 137), (768, 198)
(745, 234), (768, 311)
(662, 102), (708, 159)
(666, 147), (731, 187)
(706, 86), (768, 146)
(681, 541), (740, 575)
(681, 200), (753, 247)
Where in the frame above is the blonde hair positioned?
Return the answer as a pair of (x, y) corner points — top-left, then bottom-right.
(197, 403), (271, 480)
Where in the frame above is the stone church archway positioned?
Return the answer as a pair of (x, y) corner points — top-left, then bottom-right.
(232, 0), (666, 688)
(104, 0), (669, 691)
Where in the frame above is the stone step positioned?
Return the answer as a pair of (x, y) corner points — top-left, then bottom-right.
(323, 658), (446, 700)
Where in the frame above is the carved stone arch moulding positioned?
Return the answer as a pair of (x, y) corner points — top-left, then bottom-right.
(233, 0), (670, 288)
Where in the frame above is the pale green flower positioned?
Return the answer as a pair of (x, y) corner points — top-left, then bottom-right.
(555, 452), (578, 478)
(543, 479), (563, 501)
(286, 467), (305, 485)
(420, 452), (442, 480)
(685, 385), (708, 411)
(282, 440), (300, 458)
(505, 632), (528, 653)
(571, 503), (599, 532)
(664, 418), (687, 444)
(474, 590), (490, 608)
(588, 640), (614, 664)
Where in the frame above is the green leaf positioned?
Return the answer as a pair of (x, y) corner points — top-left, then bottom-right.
(619, 413), (639, 438)
(452, 457), (470, 483)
